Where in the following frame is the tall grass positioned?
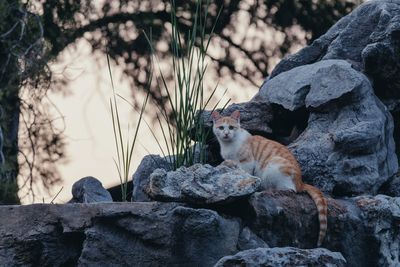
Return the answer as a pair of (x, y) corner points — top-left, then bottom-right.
(108, 54), (150, 201)
(146, 0), (227, 170)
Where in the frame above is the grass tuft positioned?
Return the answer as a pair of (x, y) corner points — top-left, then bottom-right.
(144, 0), (225, 170)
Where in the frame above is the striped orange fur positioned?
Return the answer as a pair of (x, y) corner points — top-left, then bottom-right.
(212, 110), (327, 247)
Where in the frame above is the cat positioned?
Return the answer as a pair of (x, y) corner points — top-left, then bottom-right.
(211, 110), (327, 247)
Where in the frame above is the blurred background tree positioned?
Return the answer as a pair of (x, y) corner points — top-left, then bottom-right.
(1, 0), (361, 203)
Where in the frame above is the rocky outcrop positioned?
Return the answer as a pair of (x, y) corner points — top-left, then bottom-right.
(215, 247), (346, 267)
(269, 0), (400, 162)
(147, 163), (261, 205)
(248, 191), (400, 267)
(254, 59), (398, 196)
(270, 0), (400, 94)
(70, 176), (112, 203)
(0, 202), (241, 267)
(195, 0), (400, 198)
(2, 194), (398, 266)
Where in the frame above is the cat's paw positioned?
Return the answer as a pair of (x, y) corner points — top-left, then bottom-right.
(221, 159), (240, 169)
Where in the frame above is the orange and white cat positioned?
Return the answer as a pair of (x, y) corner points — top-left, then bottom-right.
(212, 110), (327, 247)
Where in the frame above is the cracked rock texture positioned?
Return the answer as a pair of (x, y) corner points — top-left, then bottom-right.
(247, 191), (400, 267)
(147, 163), (261, 205)
(214, 247), (346, 267)
(254, 59), (398, 196)
(0, 202), (241, 267)
(2, 194), (398, 266)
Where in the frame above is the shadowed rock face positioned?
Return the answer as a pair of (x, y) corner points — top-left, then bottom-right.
(0, 202), (242, 267)
(131, 154), (171, 202)
(214, 247), (347, 267)
(247, 191), (400, 267)
(1, 194), (398, 266)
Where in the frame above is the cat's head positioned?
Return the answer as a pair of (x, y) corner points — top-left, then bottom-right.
(211, 110), (240, 142)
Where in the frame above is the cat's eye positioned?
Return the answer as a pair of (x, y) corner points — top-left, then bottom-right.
(228, 126), (234, 130)
(218, 126), (224, 130)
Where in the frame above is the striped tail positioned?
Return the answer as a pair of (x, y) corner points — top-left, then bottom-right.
(302, 183), (327, 247)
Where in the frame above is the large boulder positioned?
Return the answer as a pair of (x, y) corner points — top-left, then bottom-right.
(270, 0), (400, 161)
(254, 59), (398, 196)
(248, 191), (400, 267)
(214, 247), (346, 267)
(270, 0), (400, 98)
(0, 202), (241, 267)
(147, 163), (261, 205)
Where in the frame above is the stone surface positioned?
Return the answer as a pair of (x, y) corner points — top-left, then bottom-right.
(196, 101), (273, 138)
(1, 192), (399, 266)
(0, 202), (241, 267)
(270, 0), (400, 97)
(269, 0), (400, 161)
(254, 59), (398, 196)
(248, 191), (400, 267)
(379, 171), (400, 197)
(147, 163), (261, 204)
(70, 176), (112, 203)
(237, 227), (269, 251)
(214, 247), (346, 267)
(131, 154), (171, 202)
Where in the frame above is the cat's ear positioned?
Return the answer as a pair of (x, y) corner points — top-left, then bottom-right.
(211, 111), (221, 122)
(231, 110), (240, 122)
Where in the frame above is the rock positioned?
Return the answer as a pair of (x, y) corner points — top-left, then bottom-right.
(131, 154), (171, 202)
(0, 202), (241, 267)
(214, 247), (347, 267)
(70, 176), (112, 203)
(254, 59), (398, 196)
(379, 171), (400, 197)
(196, 102), (273, 138)
(247, 191), (400, 267)
(269, 0), (400, 162)
(270, 0), (400, 97)
(255, 60), (363, 110)
(237, 227), (269, 251)
(147, 163), (261, 204)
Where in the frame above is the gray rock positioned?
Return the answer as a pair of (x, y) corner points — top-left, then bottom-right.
(269, 0), (400, 164)
(248, 191), (400, 267)
(0, 202), (241, 267)
(254, 59), (398, 196)
(255, 60), (363, 110)
(270, 0), (400, 95)
(195, 101), (273, 139)
(147, 163), (261, 204)
(237, 227), (269, 251)
(131, 154), (171, 202)
(379, 171), (400, 197)
(70, 176), (112, 203)
(214, 247), (347, 267)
